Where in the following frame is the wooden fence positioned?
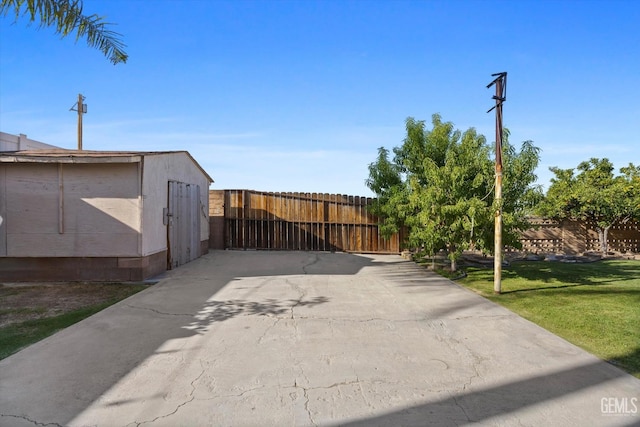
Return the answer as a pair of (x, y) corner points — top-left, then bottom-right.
(209, 190), (401, 253)
(517, 217), (640, 254)
(209, 190), (640, 255)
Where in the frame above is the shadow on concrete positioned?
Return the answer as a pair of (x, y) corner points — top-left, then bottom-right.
(342, 358), (638, 426)
(185, 296), (330, 333)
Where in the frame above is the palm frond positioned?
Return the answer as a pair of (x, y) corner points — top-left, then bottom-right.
(1, 0), (128, 64)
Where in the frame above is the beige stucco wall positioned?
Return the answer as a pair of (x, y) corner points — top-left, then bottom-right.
(140, 152), (211, 256)
(1, 162), (141, 257)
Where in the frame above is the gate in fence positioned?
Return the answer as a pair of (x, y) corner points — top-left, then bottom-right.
(209, 190), (401, 253)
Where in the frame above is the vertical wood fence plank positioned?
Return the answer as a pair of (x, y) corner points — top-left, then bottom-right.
(312, 193), (317, 251)
(296, 192), (303, 251)
(241, 190), (248, 250)
(322, 193), (329, 251)
(286, 193), (293, 250)
(307, 192), (312, 251)
(251, 191), (258, 249)
(233, 190), (240, 249)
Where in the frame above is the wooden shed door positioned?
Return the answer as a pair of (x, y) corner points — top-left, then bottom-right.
(167, 181), (201, 269)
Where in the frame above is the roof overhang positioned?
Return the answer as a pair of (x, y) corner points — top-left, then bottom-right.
(0, 149), (214, 183)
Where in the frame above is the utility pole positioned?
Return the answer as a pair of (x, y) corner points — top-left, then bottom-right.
(487, 72), (507, 294)
(70, 94), (87, 150)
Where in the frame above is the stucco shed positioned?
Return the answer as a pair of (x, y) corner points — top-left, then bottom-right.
(0, 149), (213, 281)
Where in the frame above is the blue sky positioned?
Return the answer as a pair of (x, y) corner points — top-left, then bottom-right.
(1, 0), (638, 196)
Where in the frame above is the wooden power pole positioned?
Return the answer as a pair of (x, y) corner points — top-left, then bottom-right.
(70, 94), (87, 150)
(487, 72), (507, 294)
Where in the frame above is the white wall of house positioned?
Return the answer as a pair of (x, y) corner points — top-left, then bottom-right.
(0, 132), (60, 151)
(1, 162), (141, 257)
(141, 152), (211, 256)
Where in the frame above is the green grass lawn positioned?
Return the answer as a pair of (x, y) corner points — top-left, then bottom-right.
(456, 259), (640, 378)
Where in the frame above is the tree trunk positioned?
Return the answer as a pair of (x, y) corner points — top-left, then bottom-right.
(449, 244), (457, 272)
(598, 226), (610, 256)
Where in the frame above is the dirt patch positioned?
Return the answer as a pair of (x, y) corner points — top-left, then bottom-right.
(0, 282), (151, 328)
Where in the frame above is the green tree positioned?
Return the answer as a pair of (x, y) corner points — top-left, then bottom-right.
(367, 114), (541, 271)
(619, 163), (640, 224)
(1, 0), (127, 64)
(538, 158), (640, 256)
(366, 147), (407, 238)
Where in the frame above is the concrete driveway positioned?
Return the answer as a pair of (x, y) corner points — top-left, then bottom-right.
(1, 251), (638, 426)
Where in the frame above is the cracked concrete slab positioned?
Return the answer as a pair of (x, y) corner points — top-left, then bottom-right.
(0, 251), (638, 426)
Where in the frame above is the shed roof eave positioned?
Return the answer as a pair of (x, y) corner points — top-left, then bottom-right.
(0, 155), (142, 164)
(0, 149), (214, 183)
